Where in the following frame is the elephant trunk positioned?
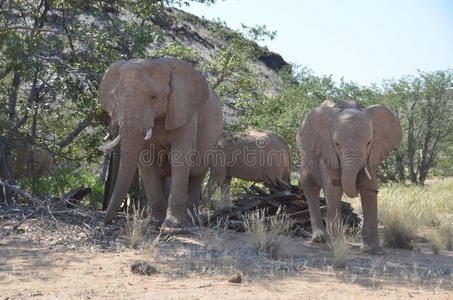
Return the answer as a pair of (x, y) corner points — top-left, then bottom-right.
(104, 115), (143, 224)
(341, 153), (362, 198)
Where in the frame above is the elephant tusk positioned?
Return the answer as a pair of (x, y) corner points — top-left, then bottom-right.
(364, 167), (372, 180)
(98, 135), (120, 151)
(102, 132), (110, 141)
(144, 128), (153, 140)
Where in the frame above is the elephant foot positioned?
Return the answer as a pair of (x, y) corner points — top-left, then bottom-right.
(360, 242), (385, 255)
(104, 212), (116, 225)
(149, 218), (164, 227)
(161, 212), (191, 230)
(311, 231), (326, 243)
(149, 208), (166, 227)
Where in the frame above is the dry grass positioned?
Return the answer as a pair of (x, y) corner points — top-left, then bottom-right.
(347, 177), (453, 250)
(125, 206), (150, 249)
(380, 204), (417, 249)
(426, 224), (453, 254)
(241, 207), (294, 258)
(326, 216), (355, 269)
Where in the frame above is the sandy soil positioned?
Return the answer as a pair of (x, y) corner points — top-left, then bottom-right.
(1, 226), (452, 300)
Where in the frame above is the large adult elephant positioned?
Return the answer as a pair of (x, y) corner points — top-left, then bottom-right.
(98, 58), (223, 228)
(205, 130), (291, 202)
(297, 100), (401, 254)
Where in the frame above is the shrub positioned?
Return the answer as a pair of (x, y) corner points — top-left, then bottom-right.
(427, 224), (453, 254)
(380, 206), (416, 249)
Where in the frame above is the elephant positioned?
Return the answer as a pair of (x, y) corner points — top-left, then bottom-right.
(297, 100), (402, 254)
(98, 58), (223, 228)
(0, 120), (54, 178)
(205, 130), (291, 202)
(15, 149), (55, 177)
(0, 148), (54, 179)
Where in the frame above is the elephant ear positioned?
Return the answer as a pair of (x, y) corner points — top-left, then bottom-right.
(164, 59), (209, 131)
(299, 101), (339, 169)
(99, 61), (126, 123)
(366, 105), (402, 168)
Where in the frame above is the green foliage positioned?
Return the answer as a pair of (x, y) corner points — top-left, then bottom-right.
(0, 0), (221, 206)
(152, 42), (199, 64)
(1, 0), (451, 212)
(238, 67), (339, 161)
(239, 66), (453, 182)
(22, 166), (104, 208)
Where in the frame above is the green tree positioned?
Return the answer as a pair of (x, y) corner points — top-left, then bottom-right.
(0, 0), (217, 201)
(382, 70), (453, 184)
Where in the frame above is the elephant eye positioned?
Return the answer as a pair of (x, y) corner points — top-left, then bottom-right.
(367, 141), (371, 145)
(150, 95), (157, 100)
(335, 142), (340, 146)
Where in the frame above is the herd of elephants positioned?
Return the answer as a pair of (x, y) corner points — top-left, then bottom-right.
(18, 57), (404, 255)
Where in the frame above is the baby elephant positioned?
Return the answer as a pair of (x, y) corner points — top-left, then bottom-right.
(205, 130), (291, 202)
(1, 149), (55, 178)
(297, 100), (401, 254)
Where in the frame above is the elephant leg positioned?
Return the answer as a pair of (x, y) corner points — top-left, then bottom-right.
(358, 168), (383, 255)
(138, 164), (167, 226)
(162, 162), (192, 228)
(187, 175), (204, 221)
(220, 176), (232, 204)
(323, 182), (343, 226)
(301, 178), (324, 242)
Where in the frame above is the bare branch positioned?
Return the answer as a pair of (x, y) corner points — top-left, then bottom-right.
(58, 114), (95, 149)
(0, 179), (40, 203)
(8, 72), (21, 121)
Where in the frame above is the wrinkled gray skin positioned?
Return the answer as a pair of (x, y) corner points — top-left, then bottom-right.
(297, 100), (401, 254)
(99, 58), (223, 228)
(205, 130), (291, 202)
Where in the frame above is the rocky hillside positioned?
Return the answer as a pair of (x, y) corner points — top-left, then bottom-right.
(153, 7), (291, 95)
(0, 1), (292, 166)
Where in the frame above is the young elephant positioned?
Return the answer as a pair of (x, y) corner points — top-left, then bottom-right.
(205, 130), (291, 202)
(297, 100), (401, 254)
(1, 149), (55, 178)
(15, 149), (55, 177)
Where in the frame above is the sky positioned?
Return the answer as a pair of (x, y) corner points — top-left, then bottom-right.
(183, 0), (453, 86)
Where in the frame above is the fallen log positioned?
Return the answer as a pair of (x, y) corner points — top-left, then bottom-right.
(207, 184), (361, 232)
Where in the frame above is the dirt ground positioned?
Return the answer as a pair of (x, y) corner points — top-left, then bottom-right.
(1, 214), (452, 300)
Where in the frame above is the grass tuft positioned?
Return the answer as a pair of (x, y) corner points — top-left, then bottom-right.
(426, 224), (453, 254)
(241, 207), (294, 258)
(380, 207), (415, 249)
(326, 216), (354, 269)
(125, 206), (150, 249)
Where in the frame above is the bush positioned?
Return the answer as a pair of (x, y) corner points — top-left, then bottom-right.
(21, 166), (105, 208)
